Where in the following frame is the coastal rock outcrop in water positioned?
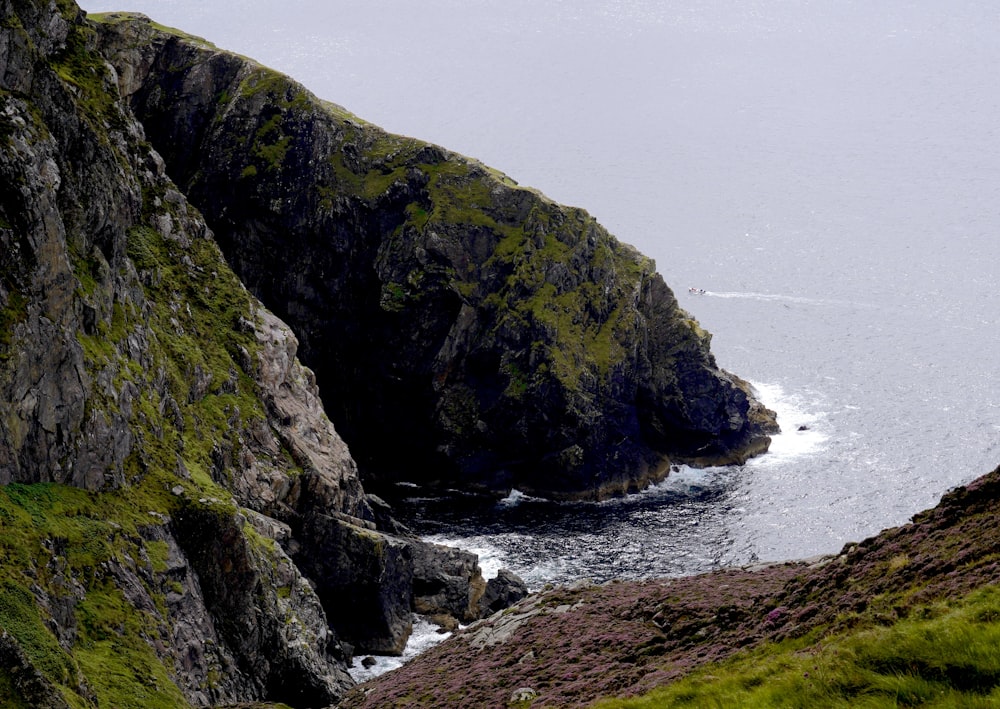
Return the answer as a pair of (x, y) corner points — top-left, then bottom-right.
(96, 13), (777, 500)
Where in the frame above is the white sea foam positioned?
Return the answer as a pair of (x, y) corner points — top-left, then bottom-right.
(699, 291), (875, 310)
(421, 533), (507, 581)
(499, 488), (529, 507)
(639, 465), (723, 498)
(704, 290), (823, 304)
(748, 380), (828, 464)
(347, 615), (451, 683)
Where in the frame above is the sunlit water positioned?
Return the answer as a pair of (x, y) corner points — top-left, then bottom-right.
(82, 0), (1000, 671)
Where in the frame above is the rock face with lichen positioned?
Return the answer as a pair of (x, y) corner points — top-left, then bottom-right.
(0, 2), (505, 706)
(95, 12), (777, 501)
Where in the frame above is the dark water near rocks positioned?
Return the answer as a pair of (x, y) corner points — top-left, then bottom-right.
(85, 0), (1000, 604)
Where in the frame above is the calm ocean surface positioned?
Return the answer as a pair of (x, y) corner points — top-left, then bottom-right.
(82, 0), (1000, 585)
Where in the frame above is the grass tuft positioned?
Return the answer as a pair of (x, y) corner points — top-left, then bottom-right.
(596, 585), (1000, 708)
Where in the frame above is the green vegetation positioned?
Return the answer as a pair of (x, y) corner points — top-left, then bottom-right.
(325, 125), (423, 202)
(74, 584), (189, 709)
(320, 108), (658, 393)
(0, 70), (296, 706)
(118, 222), (268, 486)
(0, 581), (80, 688)
(68, 219), (272, 493)
(478, 205), (652, 386)
(0, 474), (259, 707)
(0, 477), (193, 707)
(49, 14), (122, 134)
(596, 586), (1000, 709)
(87, 12), (216, 47)
(234, 68), (313, 173)
(0, 289), (28, 359)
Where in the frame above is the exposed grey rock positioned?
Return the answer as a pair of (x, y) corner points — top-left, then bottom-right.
(293, 512), (414, 655)
(172, 503), (354, 706)
(0, 2), (378, 703)
(0, 3), (771, 706)
(478, 568), (529, 618)
(0, 630), (72, 709)
(511, 687), (538, 703)
(409, 541), (486, 623)
(252, 307), (368, 516)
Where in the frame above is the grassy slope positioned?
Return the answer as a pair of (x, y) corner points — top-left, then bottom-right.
(598, 586), (1000, 708)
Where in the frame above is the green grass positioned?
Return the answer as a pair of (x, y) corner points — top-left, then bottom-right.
(87, 12), (216, 48)
(596, 586), (1000, 709)
(0, 474), (247, 707)
(0, 289), (28, 359)
(0, 153), (280, 709)
(75, 585), (189, 708)
(49, 13), (124, 135)
(0, 479), (179, 707)
(0, 582), (80, 687)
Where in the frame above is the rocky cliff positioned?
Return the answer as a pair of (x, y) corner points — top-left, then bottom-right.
(1, 0), (779, 705)
(0, 2), (524, 706)
(94, 12), (777, 501)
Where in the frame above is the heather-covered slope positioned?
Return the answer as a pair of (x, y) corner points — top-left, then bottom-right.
(343, 465), (1000, 707)
(95, 13), (777, 500)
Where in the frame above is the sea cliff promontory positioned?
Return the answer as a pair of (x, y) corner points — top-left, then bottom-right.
(95, 12), (777, 501)
(1, 1), (524, 705)
(1, 0), (776, 705)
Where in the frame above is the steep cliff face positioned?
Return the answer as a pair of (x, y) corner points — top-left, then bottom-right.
(0, 2), (507, 706)
(95, 13), (777, 500)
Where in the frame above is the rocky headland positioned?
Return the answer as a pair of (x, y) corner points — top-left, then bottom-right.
(0, 1), (778, 707)
(4, 2), (996, 709)
(94, 11), (777, 501)
(0, 1), (528, 705)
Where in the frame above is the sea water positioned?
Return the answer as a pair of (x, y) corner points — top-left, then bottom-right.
(79, 0), (1000, 671)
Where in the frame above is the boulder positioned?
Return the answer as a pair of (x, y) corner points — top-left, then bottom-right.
(293, 512), (414, 655)
(409, 541), (486, 623)
(479, 569), (530, 617)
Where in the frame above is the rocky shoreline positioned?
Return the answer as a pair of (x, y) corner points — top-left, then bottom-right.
(14, 1), (994, 708)
(343, 465), (1000, 706)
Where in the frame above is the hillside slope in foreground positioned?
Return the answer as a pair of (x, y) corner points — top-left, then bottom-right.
(344, 465), (1000, 707)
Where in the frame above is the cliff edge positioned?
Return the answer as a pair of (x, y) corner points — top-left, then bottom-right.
(1, 0), (777, 705)
(95, 12), (777, 501)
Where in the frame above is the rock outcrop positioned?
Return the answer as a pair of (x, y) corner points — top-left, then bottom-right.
(95, 12), (777, 501)
(1, 0), (780, 705)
